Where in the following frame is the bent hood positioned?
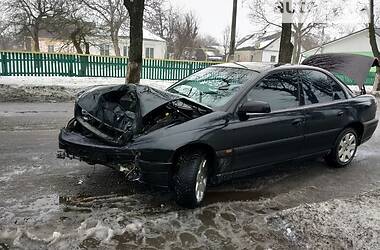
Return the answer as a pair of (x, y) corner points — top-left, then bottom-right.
(77, 84), (180, 118)
(75, 84), (211, 145)
(302, 53), (380, 88)
(76, 84), (181, 132)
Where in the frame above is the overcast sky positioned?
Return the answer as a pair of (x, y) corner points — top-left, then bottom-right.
(169, 0), (253, 42)
(168, 0), (374, 43)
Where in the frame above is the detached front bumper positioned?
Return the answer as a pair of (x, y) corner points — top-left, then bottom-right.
(58, 128), (172, 187)
(58, 128), (135, 165)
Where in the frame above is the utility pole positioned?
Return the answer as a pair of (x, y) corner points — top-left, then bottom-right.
(228, 0), (238, 62)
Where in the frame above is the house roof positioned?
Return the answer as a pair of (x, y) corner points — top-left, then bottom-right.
(37, 28), (166, 43)
(303, 27), (380, 54)
(236, 33), (281, 51)
(119, 28), (166, 42)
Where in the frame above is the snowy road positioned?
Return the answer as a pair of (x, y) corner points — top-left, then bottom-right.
(0, 102), (380, 249)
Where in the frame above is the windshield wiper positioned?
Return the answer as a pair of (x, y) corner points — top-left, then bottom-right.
(233, 62), (249, 69)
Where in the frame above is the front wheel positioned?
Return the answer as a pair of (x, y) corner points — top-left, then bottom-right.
(325, 128), (358, 168)
(173, 151), (208, 208)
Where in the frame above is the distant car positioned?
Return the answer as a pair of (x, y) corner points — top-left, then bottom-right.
(58, 54), (379, 208)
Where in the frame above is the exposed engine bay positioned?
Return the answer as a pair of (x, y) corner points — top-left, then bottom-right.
(67, 84), (212, 146)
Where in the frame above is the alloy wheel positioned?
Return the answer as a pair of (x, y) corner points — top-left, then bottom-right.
(338, 132), (357, 163)
(195, 159), (207, 203)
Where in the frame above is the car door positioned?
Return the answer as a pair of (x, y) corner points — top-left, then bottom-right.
(298, 69), (350, 156)
(225, 70), (305, 171)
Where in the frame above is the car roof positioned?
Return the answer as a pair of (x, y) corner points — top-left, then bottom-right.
(212, 62), (277, 72)
(212, 62), (336, 74)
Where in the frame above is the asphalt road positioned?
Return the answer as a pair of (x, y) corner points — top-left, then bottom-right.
(0, 102), (379, 249)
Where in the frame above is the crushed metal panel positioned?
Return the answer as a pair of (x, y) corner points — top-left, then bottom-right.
(302, 53), (378, 88)
(76, 84), (179, 131)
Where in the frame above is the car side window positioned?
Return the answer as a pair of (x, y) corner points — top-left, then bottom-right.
(244, 70), (300, 111)
(300, 70), (347, 105)
(331, 80), (347, 101)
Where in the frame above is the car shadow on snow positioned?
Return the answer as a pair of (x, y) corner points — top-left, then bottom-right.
(62, 156), (334, 210)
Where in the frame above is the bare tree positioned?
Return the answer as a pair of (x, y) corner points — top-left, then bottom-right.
(47, 1), (96, 54)
(249, 0), (339, 63)
(0, 6), (12, 50)
(6, 0), (66, 52)
(222, 25), (231, 60)
(144, 0), (167, 38)
(173, 13), (199, 59)
(81, 0), (129, 56)
(124, 0), (145, 83)
(369, 0), (380, 90)
(228, 0), (238, 62)
(144, 0), (178, 57)
(196, 35), (219, 48)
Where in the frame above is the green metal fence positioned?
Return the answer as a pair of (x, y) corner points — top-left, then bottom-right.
(1, 50), (376, 86)
(0, 51), (218, 80)
(334, 72), (376, 86)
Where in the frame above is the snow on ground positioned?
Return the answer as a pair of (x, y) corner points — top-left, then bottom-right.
(268, 189), (380, 249)
(0, 76), (175, 90)
(0, 76), (175, 102)
(0, 76), (376, 102)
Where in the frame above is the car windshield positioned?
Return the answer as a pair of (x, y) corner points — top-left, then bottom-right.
(167, 67), (260, 108)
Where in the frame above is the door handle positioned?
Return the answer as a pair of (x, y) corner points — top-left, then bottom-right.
(292, 118), (304, 126)
(337, 111), (344, 117)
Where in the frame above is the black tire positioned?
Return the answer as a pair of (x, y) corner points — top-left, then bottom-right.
(173, 150), (208, 208)
(325, 128), (358, 168)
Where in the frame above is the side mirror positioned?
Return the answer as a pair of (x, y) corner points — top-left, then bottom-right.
(238, 101), (271, 121)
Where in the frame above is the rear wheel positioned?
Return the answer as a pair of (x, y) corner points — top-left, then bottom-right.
(173, 150), (208, 208)
(325, 128), (358, 168)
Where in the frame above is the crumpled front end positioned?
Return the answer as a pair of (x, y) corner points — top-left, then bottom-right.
(58, 84), (213, 186)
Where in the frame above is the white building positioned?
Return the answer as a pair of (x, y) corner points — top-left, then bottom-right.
(235, 33), (282, 63)
(26, 29), (167, 59)
(89, 29), (167, 59)
(301, 28), (380, 60)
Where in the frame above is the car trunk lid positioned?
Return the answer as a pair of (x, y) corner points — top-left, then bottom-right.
(302, 53), (379, 90)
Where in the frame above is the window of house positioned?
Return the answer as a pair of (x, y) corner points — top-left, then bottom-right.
(250, 55), (254, 62)
(245, 70), (300, 111)
(299, 70), (347, 105)
(48, 45), (55, 53)
(270, 55), (276, 63)
(123, 46), (129, 57)
(100, 44), (110, 56)
(145, 48), (154, 58)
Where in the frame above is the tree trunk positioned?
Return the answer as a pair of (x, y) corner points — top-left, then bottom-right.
(291, 33), (298, 64)
(71, 32), (84, 54)
(369, 0), (380, 91)
(32, 28), (40, 52)
(124, 0), (145, 84)
(111, 32), (121, 56)
(84, 42), (90, 54)
(291, 25), (303, 64)
(228, 0), (238, 62)
(279, 22), (294, 64)
(295, 34), (302, 63)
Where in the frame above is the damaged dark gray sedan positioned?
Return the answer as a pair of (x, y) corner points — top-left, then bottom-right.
(58, 54), (379, 208)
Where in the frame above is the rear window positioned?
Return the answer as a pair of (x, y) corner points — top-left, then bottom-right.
(299, 70), (347, 105)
